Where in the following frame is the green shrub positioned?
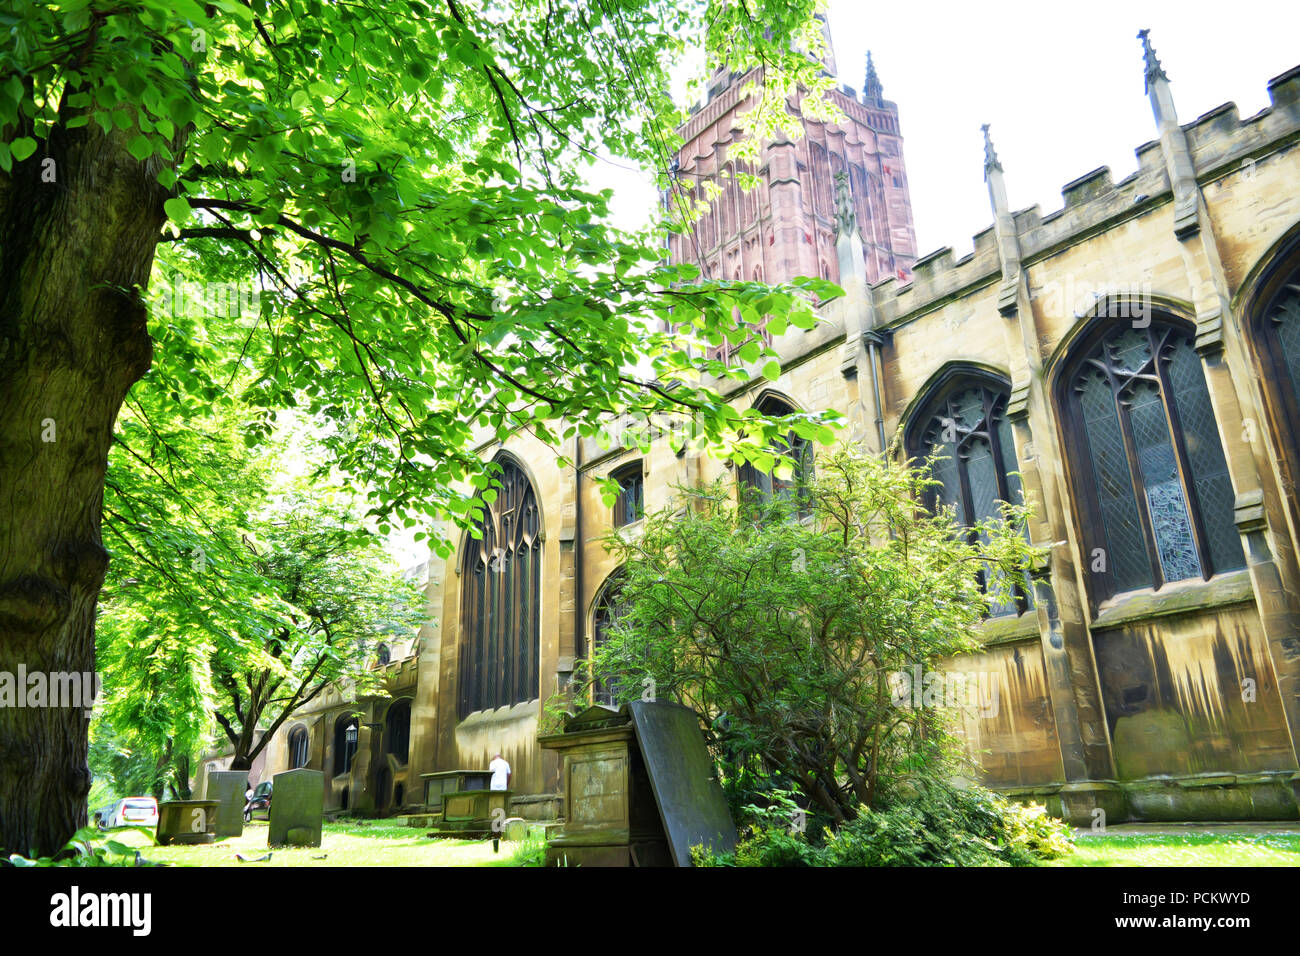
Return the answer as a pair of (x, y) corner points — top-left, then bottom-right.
(587, 448), (1035, 824)
(5, 826), (158, 868)
(700, 783), (1074, 867)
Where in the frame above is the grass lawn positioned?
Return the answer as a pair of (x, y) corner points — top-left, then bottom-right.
(1055, 829), (1300, 867)
(101, 820), (1300, 867)
(109, 821), (527, 867)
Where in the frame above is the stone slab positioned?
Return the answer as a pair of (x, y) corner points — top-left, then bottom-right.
(205, 770), (247, 838)
(268, 768), (324, 848)
(627, 700), (737, 867)
(157, 800), (218, 846)
(502, 817), (529, 841)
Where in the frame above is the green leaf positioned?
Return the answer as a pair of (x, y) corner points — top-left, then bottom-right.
(9, 137), (37, 161)
(163, 197), (191, 222)
(127, 135), (153, 161)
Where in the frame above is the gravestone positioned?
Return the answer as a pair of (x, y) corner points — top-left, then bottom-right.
(502, 817), (530, 842)
(627, 700), (737, 866)
(439, 789), (511, 833)
(204, 771), (247, 838)
(156, 800), (219, 846)
(268, 768), (324, 848)
(539, 701), (736, 866)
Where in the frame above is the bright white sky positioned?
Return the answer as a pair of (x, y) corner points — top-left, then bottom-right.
(595, 0), (1300, 259)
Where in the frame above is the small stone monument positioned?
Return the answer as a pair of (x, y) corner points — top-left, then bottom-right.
(502, 817), (530, 842)
(156, 800), (219, 846)
(268, 768), (324, 848)
(204, 770), (247, 838)
(539, 700), (737, 866)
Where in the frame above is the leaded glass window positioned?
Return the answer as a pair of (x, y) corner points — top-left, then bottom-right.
(458, 457), (543, 718)
(590, 576), (629, 707)
(385, 699), (411, 763)
(1063, 322), (1243, 600)
(1255, 262), (1300, 484)
(612, 462), (644, 527)
(333, 716), (358, 778)
(738, 395), (814, 513)
(911, 381), (1031, 616)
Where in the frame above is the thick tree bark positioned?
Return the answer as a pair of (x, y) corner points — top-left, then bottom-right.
(0, 119), (164, 856)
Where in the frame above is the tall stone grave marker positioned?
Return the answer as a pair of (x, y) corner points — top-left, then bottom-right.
(268, 768), (324, 847)
(205, 770), (247, 838)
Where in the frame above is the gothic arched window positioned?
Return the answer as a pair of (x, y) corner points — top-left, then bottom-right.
(590, 575), (630, 707)
(908, 377), (1030, 616)
(738, 395), (813, 513)
(1060, 321), (1243, 602)
(333, 715), (358, 778)
(458, 456), (543, 718)
(385, 699), (411, 764)
(1252, 257), (1300, 483)
(611, 461), (644, 528)
(288, 727), (309, 770)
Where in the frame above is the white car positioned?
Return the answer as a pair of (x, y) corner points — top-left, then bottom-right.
(101, 797), (159, 829)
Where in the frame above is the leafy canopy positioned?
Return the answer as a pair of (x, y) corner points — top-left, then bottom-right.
(98, 375), (424, 774)
(2, 0), (842, 547)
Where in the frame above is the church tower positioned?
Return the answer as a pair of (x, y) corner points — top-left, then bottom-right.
(667, 21), (917, 289)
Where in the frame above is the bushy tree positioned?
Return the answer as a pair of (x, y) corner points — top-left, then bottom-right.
(586, 446), (1035, 824)
(99, 447), (424, 775)
(0, 0), (836, 855)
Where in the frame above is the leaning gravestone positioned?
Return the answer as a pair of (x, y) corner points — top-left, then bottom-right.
(268, 768), (324, 848)
(204, 771), (247, 838)
(627, 700), (737, 867)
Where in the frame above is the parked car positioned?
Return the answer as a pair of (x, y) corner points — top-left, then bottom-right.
(92, 804), (116, 828)
(245, 781), (272, 822)
(102, 797), (159, 829)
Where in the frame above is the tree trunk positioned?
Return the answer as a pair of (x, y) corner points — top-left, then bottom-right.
(0, 119), (164, 856)
(173, 752), (192, 800)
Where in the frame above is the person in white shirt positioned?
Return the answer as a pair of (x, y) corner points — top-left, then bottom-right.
(488, 752), (511, 791)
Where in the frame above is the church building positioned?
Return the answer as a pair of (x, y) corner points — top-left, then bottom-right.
(230, 29), (1300, 826)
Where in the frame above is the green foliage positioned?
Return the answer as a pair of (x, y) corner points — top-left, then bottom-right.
(504, 830), (549, 867)
(1, 0), (841, 547)
(3, 0), (850, 858)
(98, 374), (425, 774)
(6, 826), (157, 868)
(818, 784), (1074, 867)
(88, 721), (178, 802)
(584, 445), (1036, 823)
(696, 784), (1075, 867)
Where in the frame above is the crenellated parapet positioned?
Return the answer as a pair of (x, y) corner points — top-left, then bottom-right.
(867, 61), (1300, 331)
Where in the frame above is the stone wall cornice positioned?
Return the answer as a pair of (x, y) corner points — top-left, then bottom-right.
(867, 63), (1300, 327)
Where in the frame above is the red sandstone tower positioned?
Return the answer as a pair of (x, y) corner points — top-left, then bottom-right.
(668, 32), (917, 288)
